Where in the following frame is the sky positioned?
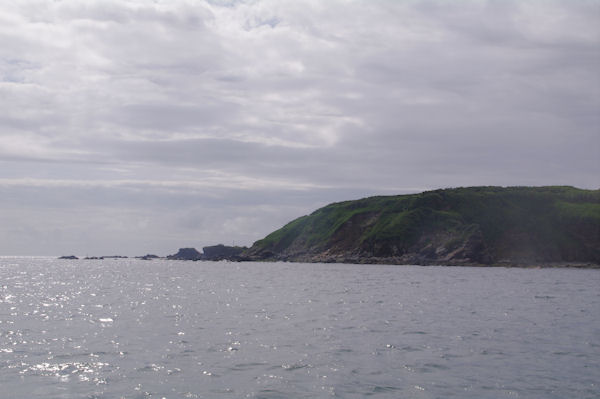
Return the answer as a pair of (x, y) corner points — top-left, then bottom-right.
(1, 0), (599, 256)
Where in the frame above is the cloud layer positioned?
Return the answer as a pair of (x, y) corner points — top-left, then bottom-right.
(1, 0), (599, 255)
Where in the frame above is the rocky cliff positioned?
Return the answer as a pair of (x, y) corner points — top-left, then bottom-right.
(167, 245), (247, 261)
(167, 247), (202, 261)
(202, 244), (247, 261)
(244, 186), (600, 266)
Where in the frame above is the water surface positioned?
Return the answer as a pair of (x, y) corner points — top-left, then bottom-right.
(1, 257), (599, 398)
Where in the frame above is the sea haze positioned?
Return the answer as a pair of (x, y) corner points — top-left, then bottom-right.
(1, 257), (599, 398)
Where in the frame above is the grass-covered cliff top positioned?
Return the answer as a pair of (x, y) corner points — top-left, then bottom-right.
(248, 186), (600, 265)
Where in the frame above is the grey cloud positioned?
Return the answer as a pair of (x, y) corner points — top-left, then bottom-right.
(0, 179), (375, 255)
(0, 0), (598, 255)
(110, 102), (240, 131)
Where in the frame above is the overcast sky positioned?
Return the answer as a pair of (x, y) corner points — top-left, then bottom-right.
(1, 0), (599, 256)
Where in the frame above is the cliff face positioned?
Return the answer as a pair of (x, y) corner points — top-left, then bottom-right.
(244, 186), (600, 266)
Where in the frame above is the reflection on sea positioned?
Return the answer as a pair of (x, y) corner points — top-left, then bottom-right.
(1, 257), (599, 398)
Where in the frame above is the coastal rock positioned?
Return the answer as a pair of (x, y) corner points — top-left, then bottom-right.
(202, 244), (247, 261)
(167, 248), (202, 261)
(58, 255), (78, 260)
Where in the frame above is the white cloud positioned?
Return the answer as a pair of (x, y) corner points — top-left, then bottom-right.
(0, 0), (598, 255)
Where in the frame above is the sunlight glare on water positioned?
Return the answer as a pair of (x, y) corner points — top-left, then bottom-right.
(1, 257), (599, 398)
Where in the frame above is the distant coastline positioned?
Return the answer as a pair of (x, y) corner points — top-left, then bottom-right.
(57, 253), (600, 268)
(59, 186), (600, 268)
(242, 186), (600, 267)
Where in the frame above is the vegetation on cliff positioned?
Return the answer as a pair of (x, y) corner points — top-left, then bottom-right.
(245, 186), (600, 265)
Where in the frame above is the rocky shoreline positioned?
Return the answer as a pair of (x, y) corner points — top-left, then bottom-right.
(238, 249), (600, 268)
(59, 187), (600, 268)
(58, 244), (248, 262)
(58, 246), (600, 268)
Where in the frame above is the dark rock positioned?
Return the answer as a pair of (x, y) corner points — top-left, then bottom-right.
(58, 255), (78, 260)
(136, 254), (160, 260)
(167, 248), (202, 261)
(202, 244), (247, 261)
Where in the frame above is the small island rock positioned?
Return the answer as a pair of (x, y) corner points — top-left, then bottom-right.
(202, 244), (247, 261)
(167, 248), (202, 261)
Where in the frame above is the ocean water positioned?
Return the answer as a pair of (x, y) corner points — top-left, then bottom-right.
(0, 257), (599, 399)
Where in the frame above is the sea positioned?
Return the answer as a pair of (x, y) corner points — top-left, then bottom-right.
(0, 257), (599, 399)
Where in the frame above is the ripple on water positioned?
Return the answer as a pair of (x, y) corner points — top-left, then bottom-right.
(372, 385), (402, 394)
(1, 258), (599, 399)
(230, 362), (267, 371)
(403, 330), (428, 335)
(21, 361), (109, 384)
(281, 362), (311, 371)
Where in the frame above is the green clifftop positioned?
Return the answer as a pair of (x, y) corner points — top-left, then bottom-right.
(244, 186), (600, 266)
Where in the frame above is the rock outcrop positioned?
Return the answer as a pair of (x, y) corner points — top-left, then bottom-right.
(167, 247), (202, 261)
(166, 245), (248, 261)
(202, 244), (247, 261)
